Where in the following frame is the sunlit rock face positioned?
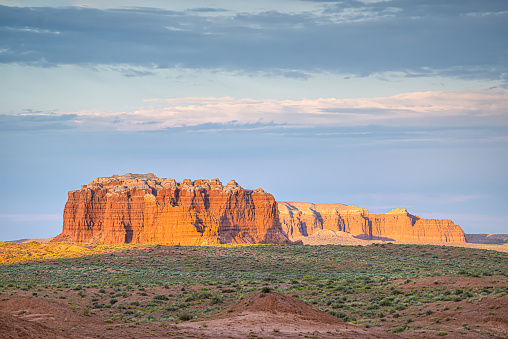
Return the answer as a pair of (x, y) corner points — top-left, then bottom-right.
(278, 202), (466, 243)
(54, 173), (292, 245)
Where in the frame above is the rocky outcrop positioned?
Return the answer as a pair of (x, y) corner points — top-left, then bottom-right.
(278, 202), (466, 243)
(54, 173), (292, 245)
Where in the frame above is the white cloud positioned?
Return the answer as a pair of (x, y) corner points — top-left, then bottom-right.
(54, 88), (508, 131)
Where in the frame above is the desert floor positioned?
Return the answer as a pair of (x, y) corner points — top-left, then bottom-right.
(1, 242), (507, 338)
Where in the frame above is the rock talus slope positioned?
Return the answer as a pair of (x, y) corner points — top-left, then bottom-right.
(54, 174), (291, 245)
(278, 202), (466, 243)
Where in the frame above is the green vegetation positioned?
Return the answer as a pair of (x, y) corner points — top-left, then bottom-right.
(0, 242), (507, 335)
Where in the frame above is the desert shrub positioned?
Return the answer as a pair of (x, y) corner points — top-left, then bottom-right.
(210, 296), (222, 305)
(261, 287), (271, 293)
(393, 326), (407, 333)
(177, 312), (193, 321)
(165, 305), (178, 311)
(110, 298), (118, 305)
(335, 311), (350, 321)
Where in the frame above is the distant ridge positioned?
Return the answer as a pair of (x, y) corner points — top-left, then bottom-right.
(278, 201), (466, 243)
(4, 238), (54, 243)
(465, 234), (508, 244)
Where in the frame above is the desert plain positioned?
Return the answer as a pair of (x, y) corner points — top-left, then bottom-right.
(1, 240), (507, 338)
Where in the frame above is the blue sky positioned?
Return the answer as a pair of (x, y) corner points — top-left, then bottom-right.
(0, 0), (507, 240)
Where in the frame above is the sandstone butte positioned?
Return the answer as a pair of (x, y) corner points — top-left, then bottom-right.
(53, 173), (293, 245)
(278, 202), (466, 243)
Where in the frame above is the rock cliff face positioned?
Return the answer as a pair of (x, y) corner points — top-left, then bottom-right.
(54, 174), (292, 245)
(278, 202), (466, 243)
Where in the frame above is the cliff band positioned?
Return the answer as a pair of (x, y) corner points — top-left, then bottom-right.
(278, 202), (466, 243)
(54, 173), (291, 245)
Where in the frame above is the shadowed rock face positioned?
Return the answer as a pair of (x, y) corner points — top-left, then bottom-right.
(278, 202), (466, 243)
(54, 174), (292, 245)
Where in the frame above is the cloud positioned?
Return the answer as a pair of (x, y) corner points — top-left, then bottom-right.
(0, 113), (77, 131)
(187, 8), (229, 13)
(0, 2), (506, 81)
(1, 89), (507, 132)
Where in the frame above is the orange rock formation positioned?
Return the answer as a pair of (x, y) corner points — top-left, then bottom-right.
(278, 202), (466, 243)
(54, 173), (292, 245)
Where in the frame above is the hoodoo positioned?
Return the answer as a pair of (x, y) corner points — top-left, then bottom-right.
(54, 173), (292, 245)
(278, 202), (466, 243)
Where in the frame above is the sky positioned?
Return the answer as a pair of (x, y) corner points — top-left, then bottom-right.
(0, 0), (507, 241)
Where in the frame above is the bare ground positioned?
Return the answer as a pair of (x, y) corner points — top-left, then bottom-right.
(0, 292), (398, 338)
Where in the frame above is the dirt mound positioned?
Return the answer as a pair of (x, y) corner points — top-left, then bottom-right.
(0, 311), (70, 339)
(0, 296), (102, 338)
(0, 296), (82, 323)
(177, 290), (399, 338)
(229, 290), (341, 324)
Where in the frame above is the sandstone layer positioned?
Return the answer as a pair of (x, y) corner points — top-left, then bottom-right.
(278, 202), (466, 243)
(54, 173), (292, 245)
